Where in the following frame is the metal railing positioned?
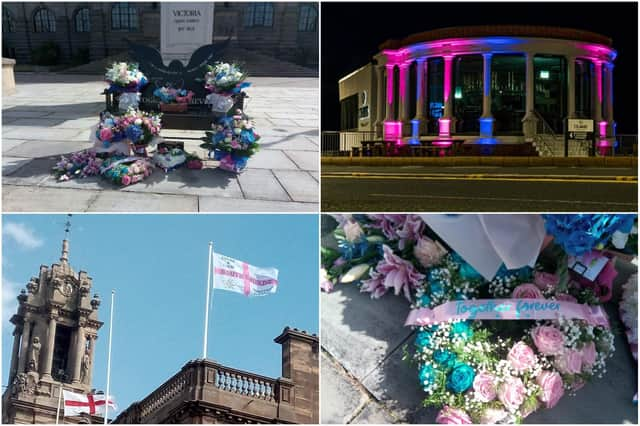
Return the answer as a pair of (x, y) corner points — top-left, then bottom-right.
(615, 134), (638, 156)
(321, 131), (377, 156)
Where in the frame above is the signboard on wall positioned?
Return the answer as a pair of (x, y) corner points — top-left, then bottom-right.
(567, 119), (594, 132)
(358, 90), (370, 126)
(161, 3), (215, 64)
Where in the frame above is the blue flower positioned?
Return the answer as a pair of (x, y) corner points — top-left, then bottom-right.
(125, 124), (143, 142)
(450, 321), (473, 340)
(415, 330), (433, 349)
(419, 363), (436, 390)
(240, 129), (256, 143)
(337, 239), (368, 261)
(430, 280), (444, 296)
(495, 263), (533, 281)
(418, 294), (431, 307)
(446, 363), (475, 393)
(451, 253), (482, 280)
(433, 350), (457, 369)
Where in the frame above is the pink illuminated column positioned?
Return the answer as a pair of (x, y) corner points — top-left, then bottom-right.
(567, 56), (576, 118)
(413, 58), (427, 132)
(522, 52), (538, 140)
(592, 60), (603, 123)
(604, 62), (615, 137)
(398, 62), (411, 135)
(439, 55), (454, 138)
(384, 63), (395, 122)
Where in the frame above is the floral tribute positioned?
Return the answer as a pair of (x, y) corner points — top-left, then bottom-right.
(53, 150), (103, 181)
(153, 86), (194, 112)
(204, 62), (250, 95)
(321, 214), (637, 424)
(95, 109), (162, 156)
(202, 109), (260, 173)
(100, 155), (154, 186)
(104, 62), (148, 93)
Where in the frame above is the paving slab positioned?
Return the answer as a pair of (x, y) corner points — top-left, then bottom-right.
(321, 352), (368, 424)
(350, 400), (400, 424)
(273, 170), (319, 203)
(3, 127), (85, 142)
(2, 185), (98, 212)
(248, 149), (300, 170)
(286, 150), (319, 171)
(236, 168), (291, 201)
(2, 139), (31, 154)
(197, 196), (316, 212)
(3, 157), (32, 175)
(4, 140), (90, 158)
(87, 191), (198, 212)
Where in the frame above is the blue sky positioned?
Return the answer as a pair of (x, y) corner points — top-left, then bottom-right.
(2, 214), (318, 416)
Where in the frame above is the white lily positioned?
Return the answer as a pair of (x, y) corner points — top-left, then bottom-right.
(340, 264), (370, 283)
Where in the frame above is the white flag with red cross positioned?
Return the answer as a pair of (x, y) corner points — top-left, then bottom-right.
(212, 253), (278, 297)
(63, 390), (117, 417)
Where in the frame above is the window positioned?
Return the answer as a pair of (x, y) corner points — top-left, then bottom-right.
(244, 3), (273, 27)
(51, 325), (72, 383)
(340, 94), (358, 131)
(3, 7), (15, 33)
(452, 55), (483, 133)
(74, 7), (90, 33)
(111, 3), (138, 30)
(427, 57), (444, 134)
(33, 7), (56, 33)
(534, 55), (566, 133)
(491, 54), (526, 133)
(297, 4), (317, 32)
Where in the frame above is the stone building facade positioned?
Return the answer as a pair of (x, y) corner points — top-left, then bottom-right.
(2, 2), (318, 67)
(113, 327), (319, 424)
(2, 239), (104, 424)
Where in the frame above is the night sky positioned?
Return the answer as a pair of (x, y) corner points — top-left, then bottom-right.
(321, 2), (638, 133)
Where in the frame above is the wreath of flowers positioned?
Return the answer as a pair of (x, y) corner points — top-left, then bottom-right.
(204, 62), (250, 95)
(53, 150), (103, 181)
(100, 155), (154, 186)
(202, 109), (260, 173)
(322, 214), (636, 424)
(96, 109), (162, 149)
(104, 62), (148, 93)
(153, 86), (194, 105)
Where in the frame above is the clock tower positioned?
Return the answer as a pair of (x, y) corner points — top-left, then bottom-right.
(2, 236), (103, 424)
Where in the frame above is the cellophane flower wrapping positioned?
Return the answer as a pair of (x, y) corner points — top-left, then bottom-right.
(53, 150), (103, 181)
(321, 214), (637, 424)
(118, 92), (140, 111)
(105, 62), (148, 93)
(204, 62), (250, 95)
(100, 156), (154, 186)
(96, 108), (162, 151)
(152, 146), (187, 172)
(153, 86), (194, 104)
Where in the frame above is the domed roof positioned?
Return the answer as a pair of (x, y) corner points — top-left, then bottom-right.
(380, 25), (613, 50)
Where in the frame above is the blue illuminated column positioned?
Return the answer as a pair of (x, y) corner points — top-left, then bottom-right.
(413, 58), (427, 136)
(604, 62), (615, 138)
(479, 53), (494, 138)
(522, 52), (538, 141)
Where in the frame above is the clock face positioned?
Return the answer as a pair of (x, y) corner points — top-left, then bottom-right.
(61, 281), (74, 297)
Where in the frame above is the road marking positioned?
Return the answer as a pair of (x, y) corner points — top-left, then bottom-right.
(368, 193), (637, 207)
(322, 173), (637, 184)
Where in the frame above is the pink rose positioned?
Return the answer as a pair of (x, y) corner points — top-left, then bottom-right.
(435, 406), (472, 424)
(480, 408), (509, 424)
(99, 127), (113, 141)
(512, 283), (543, 299)
(531, 325), (565, 355)
(534, 271), (560, 290)
(554, 348), (582, 374)
(497, 377), (526, 412)
(414, 237), (447, 268)
(343, 220), (364, 243)
(580, 341), (597, 368)
(472, 371), (497, 402)
(555, 293), (577, 303)
(536, 370), (564, 408)
(507, 342), (536, 372)
(121, 175), (131, 186)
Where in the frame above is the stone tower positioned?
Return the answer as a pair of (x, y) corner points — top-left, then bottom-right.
(2, 238), (103, 424)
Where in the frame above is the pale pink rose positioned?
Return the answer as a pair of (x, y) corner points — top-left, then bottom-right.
(480, 408), (509, 424)
(435, 406), (472, 424)
(580, 341), (597, 368)
(320, 268), (333, 293)
(531, 325), (565, 355)
(507, 342), (536, 372)
(537, 370), (564, 408)
(554, 348), (582, 374)
(534, 271), (560, 290)
(512, 283), (543, 299)
(413, 237), (447, 268)
(555, 293), (577, 303)
(472, 371), (497, 402)
(497, 377), (526, 412)
(343, 220), (364, 243)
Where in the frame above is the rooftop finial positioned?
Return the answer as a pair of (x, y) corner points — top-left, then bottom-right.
(61, 214), (72, 263)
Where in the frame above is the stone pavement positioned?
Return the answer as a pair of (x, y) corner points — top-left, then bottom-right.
(2, 73), (318, 212)
(320, 217), (639, 424)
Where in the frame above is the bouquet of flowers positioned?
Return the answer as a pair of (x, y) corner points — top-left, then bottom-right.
(53, 150), (103, 181)
(105, 62), (148, 93)
(204, 62), (250, 94)
(322, 214), (637, 424)
(152, 145), (187, 172)
(100, 155), (154, 186)
(153, 86), (194, 112)
(119, 108), (163, 155)
(202, 109), (260, 173)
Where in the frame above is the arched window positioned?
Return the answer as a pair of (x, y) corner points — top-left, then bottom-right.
(297, 4), (317, 32)
(33, 7), (56, 33)
(111, 3), (138, 30)
(244, 3), (273, 27)
(74, 8), (90, 32)
(3, 7), (15, 33)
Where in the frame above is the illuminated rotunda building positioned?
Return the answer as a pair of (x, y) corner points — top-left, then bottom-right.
(338, 25), (617, 154)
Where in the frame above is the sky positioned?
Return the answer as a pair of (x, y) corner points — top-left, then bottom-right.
(2, 214), (319, 417)
(321, 2), (638, 133)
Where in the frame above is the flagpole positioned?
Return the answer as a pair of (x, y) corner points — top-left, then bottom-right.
(55, 383), (63, 424)
(203, 242), (213, 359)
(104, 290), (115, 425)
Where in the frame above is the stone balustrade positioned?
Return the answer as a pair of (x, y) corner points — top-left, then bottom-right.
(214, 364), (276, 401)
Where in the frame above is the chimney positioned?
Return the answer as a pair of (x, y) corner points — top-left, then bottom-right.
(274, 327), (319, 423)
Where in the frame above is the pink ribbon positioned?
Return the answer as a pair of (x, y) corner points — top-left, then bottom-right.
(405, 298), (610, 328)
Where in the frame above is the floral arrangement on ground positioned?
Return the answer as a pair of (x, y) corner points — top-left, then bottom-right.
(321, 214), (637, 424)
